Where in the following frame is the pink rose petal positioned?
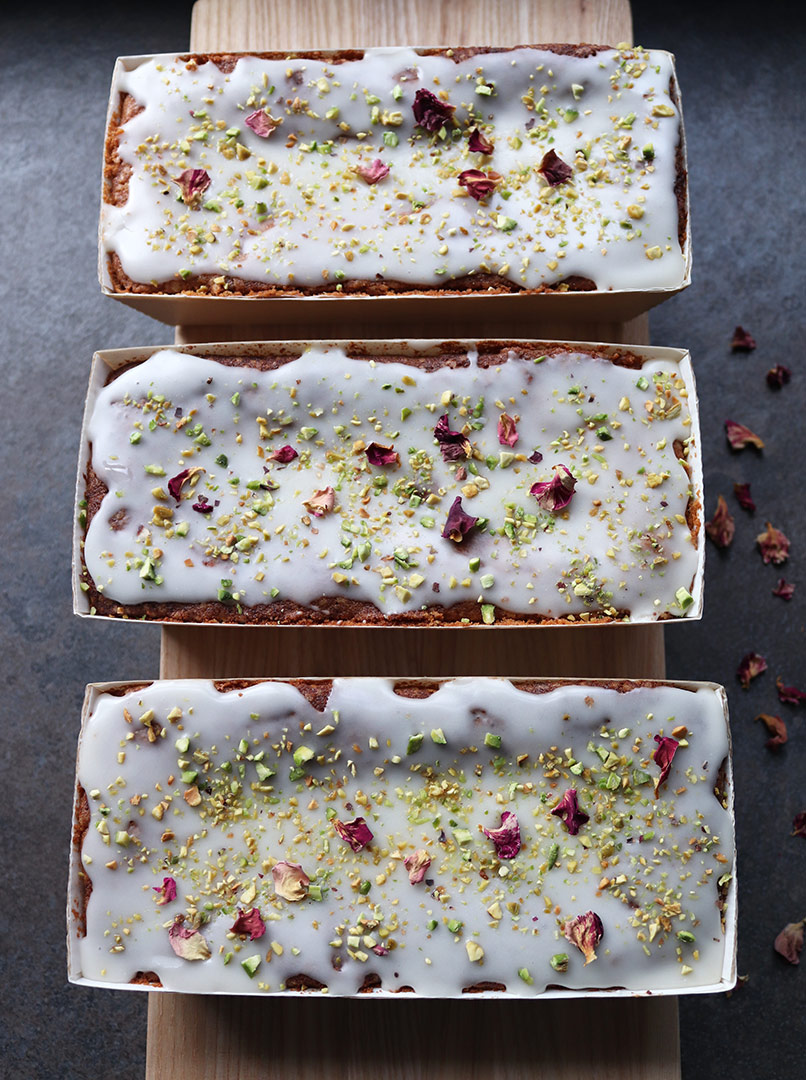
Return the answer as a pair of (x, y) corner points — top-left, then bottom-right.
(403, 849), (432, 884)
(563, 911), (603, 965)
(458, 169), (502, 201)
(303, 487), (335, 517)
(153, 876), (177, 905)
(173, 168), (211, 206)
(497, 413), (518, 447)
(757, 522), (790, 565)
(550, 789), (589, 835)
(705, 495), (735, 548)
(272, 861), (310, 902)
(334, 816), (373, 852)
(725, 420), (764, 450)
(482, 810), (521, 859)
(356, 158), (390, 184)
(538, 149), (573, 187)
(168, 917), (211, 961)
(412, 88), (455, 132)
(530, 465), (576, 512)
(244, 109), (282, 138)
(230, 908), (267, 939)
(441, 496), (478, 543)
(652, 735), (679, 797)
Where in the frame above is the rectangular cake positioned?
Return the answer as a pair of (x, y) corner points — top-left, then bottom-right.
(100, 45), (689, 322)
(74, 339), (703, 626)
(68, 677), (735, 996)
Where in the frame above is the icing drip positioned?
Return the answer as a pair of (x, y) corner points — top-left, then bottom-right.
(82, 346), (700, 622)
(71, 679), (733, 995)
(102, 46), (686, 293)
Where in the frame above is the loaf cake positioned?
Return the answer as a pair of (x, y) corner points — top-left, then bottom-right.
(76, 340), (702, 625)
(69, 677), (734, 995)
(101, 45), (687, 297)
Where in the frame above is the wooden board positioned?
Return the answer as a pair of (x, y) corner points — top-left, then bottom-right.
(146, 2), (680, 1077)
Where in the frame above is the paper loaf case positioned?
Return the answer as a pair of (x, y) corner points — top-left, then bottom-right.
(68, 677), (735, 997)
(73, 338), (704, 627)
(99, 45), (690, 327)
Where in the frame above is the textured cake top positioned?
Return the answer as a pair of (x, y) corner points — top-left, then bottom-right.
(71, 679), (733, 995)
(102, 45), (686, 294)
(80, 344), (701, 624)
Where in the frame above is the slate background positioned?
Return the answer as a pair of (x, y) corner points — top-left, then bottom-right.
(1, 3), (804, 1077)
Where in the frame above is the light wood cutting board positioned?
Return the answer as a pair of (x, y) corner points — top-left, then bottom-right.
(146, 2), (681, 1077)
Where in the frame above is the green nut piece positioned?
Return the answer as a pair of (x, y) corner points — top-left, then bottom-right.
(484, 732), (502, 749)
(550, 953), (569, 972)
(407, 733), (424, 755)
(241, 955), (261, 977)
(430, 728), (447, 745)
(293, 745), (315, 767)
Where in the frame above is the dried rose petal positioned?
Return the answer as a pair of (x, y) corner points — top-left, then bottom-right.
(774, 919), (804, 964)
(412, 88), (455, 132)
(482, 810), (521, 859)
(731, 326), (756, 351)
(766, 364), (791, 388)
(372, 944), (390, 956)
(652, 735), (679, 797)
(272, 861), (310, 902)
(168, 917), (211, 961)
(173, 168), (211, 205)
(244, 109), (282, 138)
(303, 487), (335, 517)
(550, 789), (590, 835)
(792, 813), (806, 839)
(757, 522), (791, 565)
(776, 676), (806, 706)
(705, 495), (735, 549)
(192, 497), (214, 513)
(530, 465), (577, 512)
(725, 419), (764, 450)
(737, 652), (767, 689)
(733, 482), (756, 512)
(757, 713), (788, 750)
(563, 911), (603, 965)
(153, 876), (177, 905)
(356, 158), (390, 185)
(441, 496), (478, 543)
(458, 168), (501, 201)
(773, 578), (795, 601)
(433, 415), (471, 461)
(167, 468), (192, 503)
(230, 907), (267, 939)
(497, 413), (518, 447)
(403, 849), (432, 884)
(468, 128), (494, 154)
(270, 445), (298, 463)
(334, 816), (373, 852)
(528, 450), (543, 464)
(365, 442), (400, 467)
(538, 149), (574, 187)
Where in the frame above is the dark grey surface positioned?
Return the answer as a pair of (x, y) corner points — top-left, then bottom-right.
(1, 3), (804, 1077)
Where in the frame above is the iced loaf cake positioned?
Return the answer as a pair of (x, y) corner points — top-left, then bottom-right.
(69, 678), (734, 996)
(76, 341), (702, 625)
(101, 45), (687, 297)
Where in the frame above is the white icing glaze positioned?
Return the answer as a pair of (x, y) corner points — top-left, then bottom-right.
(71, 679), (733, 995)
(82, 346), (700, 622)
(102, 46), (686, 293)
